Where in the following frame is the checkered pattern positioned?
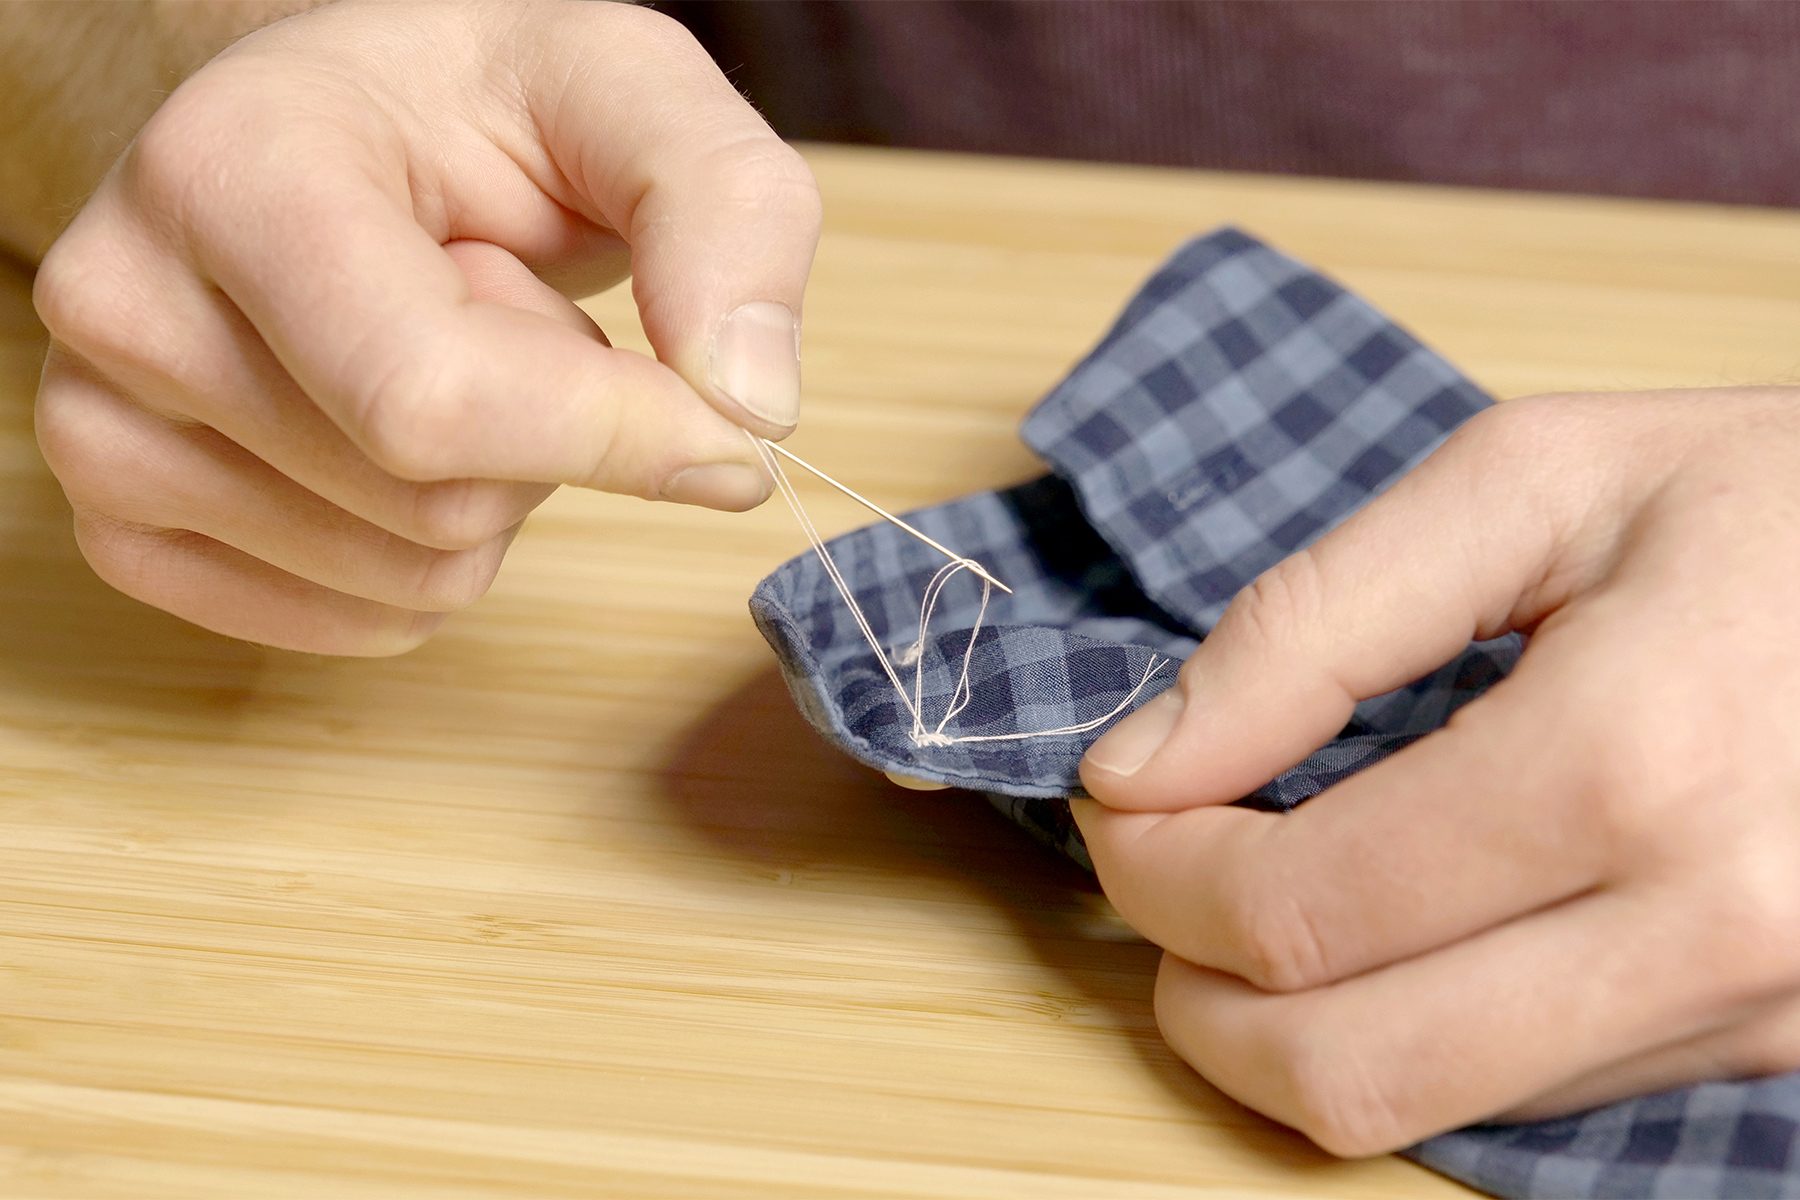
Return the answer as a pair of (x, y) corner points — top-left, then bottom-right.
(1416, 1081), (1800, 1198)
(753, 474), (1199, 797)
(749, 229), (1800, 1198)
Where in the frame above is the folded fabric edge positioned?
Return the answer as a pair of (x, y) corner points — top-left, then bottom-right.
(749, 584), (1174, 799)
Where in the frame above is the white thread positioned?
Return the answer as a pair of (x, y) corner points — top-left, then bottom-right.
(751, 435), (1167, 748)
(759, 438), (1012, 594)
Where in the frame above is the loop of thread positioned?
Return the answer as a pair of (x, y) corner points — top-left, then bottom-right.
(751, 436), (1166, 749)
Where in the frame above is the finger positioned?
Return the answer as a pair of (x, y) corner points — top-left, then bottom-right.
(885, 771), (949, 791)
(1080, 399), (1608, 811)
(526, 4), (821, 433)
(1150, 886), (1777, 1158)
(38, 361), (514, 611)
(455, 214), (632, 302)
(1501, 993), (1800, 1121)
(1069, 662), (1602, 991)
(439, 238), (616, 342)
(35, 216), (556, 549)
(71, 512), (441, 657)
(423, 240), (776, 510)
(116, 93), (774, 503)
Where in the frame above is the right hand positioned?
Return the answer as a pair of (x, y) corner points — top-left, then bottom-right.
(31, 0), (820, 654)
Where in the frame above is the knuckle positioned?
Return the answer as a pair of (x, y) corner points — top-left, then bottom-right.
(408, 480), (531, 550)
(33, 375), (94, 475)
(119, 82), (222, 216)
(71, 511), (173, 601)
(704, 138), (822, 222)
(31, 240), (87, 345)
(295, 605), (446, 659)
(117, 73), (261, 223)
(124, 68), (359, 253)
(35, 222), (191, 383)
(350, 349), (466, 483)
(359, 611), (446, 658)
(1149, 966), (1410, 1158)
(330, 621), (442, 658)
(1271, 1024), (1413, 1158)
(33, 225), (127, 352)
(1694, 853), (1800, 993)
(1567, 698), (1721, 860)
(1220, 551), (1324, 649)
(305, 609), (445, 659)
(1222, 886), (1335, 993)
(1151, 956), (1207, 1058)
(35, 382), (143, 514)
(411, 540), (507, 613)
(1578, 748), (1661, 851)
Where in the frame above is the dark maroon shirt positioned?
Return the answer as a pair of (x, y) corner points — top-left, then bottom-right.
(659, 0), (1800, 208)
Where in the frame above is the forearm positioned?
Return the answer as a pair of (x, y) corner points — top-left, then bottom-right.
(0, 0), (323, 265)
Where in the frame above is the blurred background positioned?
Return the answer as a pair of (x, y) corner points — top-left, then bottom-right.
(657, 0), (1800, 208)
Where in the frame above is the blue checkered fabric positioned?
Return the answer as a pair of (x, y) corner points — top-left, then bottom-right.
(749, 229), (1800, 1198)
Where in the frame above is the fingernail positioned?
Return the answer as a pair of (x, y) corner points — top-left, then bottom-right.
(660, 462), (771, 510)
(710, 301), (801, 428)
(1084, 688), (1184, 777)
(885, 770), (949, 791)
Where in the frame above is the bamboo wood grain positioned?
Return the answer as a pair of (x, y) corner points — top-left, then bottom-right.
(3, 144), (1798, 1199)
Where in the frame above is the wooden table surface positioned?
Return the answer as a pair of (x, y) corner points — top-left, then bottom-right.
(2, 144), (1797, 1200)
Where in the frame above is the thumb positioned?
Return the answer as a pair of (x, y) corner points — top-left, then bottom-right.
(1079, 402), (1596, 811)
(531, 6), (821, 437)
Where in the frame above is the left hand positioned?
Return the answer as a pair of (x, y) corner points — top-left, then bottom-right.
(30, 0), (818, 654)
(1074, 388), (1800, 1156)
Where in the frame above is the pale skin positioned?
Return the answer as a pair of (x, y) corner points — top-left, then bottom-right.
(10, 0), (1799, 1161)
(18, 0), (818, 653)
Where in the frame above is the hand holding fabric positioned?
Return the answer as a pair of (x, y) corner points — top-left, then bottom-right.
(1077, 388), (1800, 1155)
